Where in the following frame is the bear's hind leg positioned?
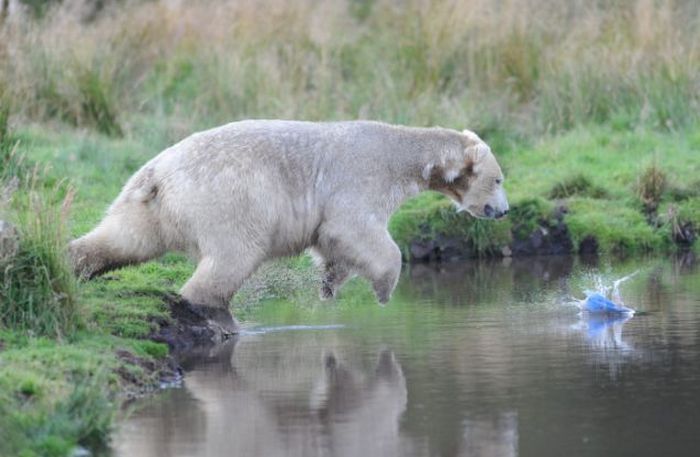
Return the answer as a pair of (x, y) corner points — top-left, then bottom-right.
(180, 250), (263, 335)
(69, 211), (165, 279)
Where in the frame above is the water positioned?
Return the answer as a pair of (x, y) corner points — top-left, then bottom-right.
(112, 255), (700, 457)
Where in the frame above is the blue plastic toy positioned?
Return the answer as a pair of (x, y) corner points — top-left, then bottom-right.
(583, 292), (635, 315)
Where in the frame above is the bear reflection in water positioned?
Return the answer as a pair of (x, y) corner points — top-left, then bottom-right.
(116, 335), (518, 457)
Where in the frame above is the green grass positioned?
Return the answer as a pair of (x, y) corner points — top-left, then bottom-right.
(79, 254), (187, 338)
(1, 2), (699, 454)
(1, 133), (170, 456)
(0, 330), (169, 457)
(10, 122), (700, 270)
(1, 182), (80, 338)
(389, 126), (700, 256)
(0, 80), (697, 457)
(565, 198), (668, 254)
(548, 174), (609, 200)
(2, 125), (80, 339)
(388, 191), (513, 257)
(2, 1), (699, 136)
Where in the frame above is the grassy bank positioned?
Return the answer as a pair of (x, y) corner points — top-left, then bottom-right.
(0, 0), (699, 455)
(391, 126), (700, 257)
(1, 0), (697, 257)
(1, 132), (171, 456)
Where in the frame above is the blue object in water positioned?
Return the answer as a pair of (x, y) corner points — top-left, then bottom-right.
(584, 293), (635, 315)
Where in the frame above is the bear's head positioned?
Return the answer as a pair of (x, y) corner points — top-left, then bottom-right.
(424, 129), (509, 219)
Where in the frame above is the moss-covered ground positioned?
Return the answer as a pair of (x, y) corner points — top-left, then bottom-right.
(393, 126), (700, 256)
(1, 1), (699, 455)
(2, 118), (698, 457)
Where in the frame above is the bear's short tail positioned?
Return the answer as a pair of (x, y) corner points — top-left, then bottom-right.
(69, 167), (165, 278)
(123, 166), (160, 203)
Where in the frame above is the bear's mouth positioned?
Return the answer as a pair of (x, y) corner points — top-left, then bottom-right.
(461, 204), (502, 220)
(483, 204), (508, 219)
(459, 204), (483, 219)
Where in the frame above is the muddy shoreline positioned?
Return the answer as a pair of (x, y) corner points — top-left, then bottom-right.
(407, 206), (695, 262)
(113, 295), (236, 398)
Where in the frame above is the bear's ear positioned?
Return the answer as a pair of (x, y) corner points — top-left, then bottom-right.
(462, 132), (489, 172)
(423, 129), (488, 184)
(465, 144), (485, 167)
(462, 129), (484, 144)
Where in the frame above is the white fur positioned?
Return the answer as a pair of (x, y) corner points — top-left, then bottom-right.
(69, 120), (507, 309)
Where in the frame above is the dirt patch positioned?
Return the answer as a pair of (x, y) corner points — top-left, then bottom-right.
(409, 235), (473, 262)
(578, 235), (599, 256)
(115, 349), (182, 398)
(109, 294), (242, 399)
(672, 220), (696, 248)
(510, 208), (573, 256)
(149, 293), (236, 354)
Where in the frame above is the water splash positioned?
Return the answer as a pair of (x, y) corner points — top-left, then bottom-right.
(567, 271), (640, 378)
(572, 271), (638, 316)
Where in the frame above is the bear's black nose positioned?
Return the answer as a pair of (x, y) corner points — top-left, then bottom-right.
(495, 208), (508, 219)
(485, 204), (508, 219)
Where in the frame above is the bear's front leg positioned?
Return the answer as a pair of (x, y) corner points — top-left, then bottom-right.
(318, 221), (402, 305)
(358, 233), (402, 305)
(320, 261), (352, 300)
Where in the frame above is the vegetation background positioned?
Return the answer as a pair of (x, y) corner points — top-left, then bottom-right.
(0, 0), (699, 455)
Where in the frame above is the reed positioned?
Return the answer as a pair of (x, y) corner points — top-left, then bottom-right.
(0, 168), (80, 338)
(0, 0), (696, 135)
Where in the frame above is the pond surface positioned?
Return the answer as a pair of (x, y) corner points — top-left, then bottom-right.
(112, 255), (700, 457)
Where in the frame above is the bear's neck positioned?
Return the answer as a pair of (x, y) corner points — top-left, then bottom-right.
(382, 127), (465, 214)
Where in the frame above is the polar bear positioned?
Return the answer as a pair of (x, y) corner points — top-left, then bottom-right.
(70, 120), (508, 333)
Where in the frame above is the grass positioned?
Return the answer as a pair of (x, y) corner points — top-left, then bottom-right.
(636, 162), (667, 215)
(1, 177), (79, 339)
(390, 126), (700, 255)
(2, 120), (80, 338)
(1, 135), (170, 456)
(548, 174), (609, 200)
(0, 330), (170, 457)
(565, 198), (668, 255)
(0, 1), (699, 455)
(1, 1), (698, 135)
(388, 191), (513, 257)
(74, 65), (123, 137)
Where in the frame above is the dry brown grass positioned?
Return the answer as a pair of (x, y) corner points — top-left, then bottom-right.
(637, 162), (668, 215)
(0, 0), (698, 135)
